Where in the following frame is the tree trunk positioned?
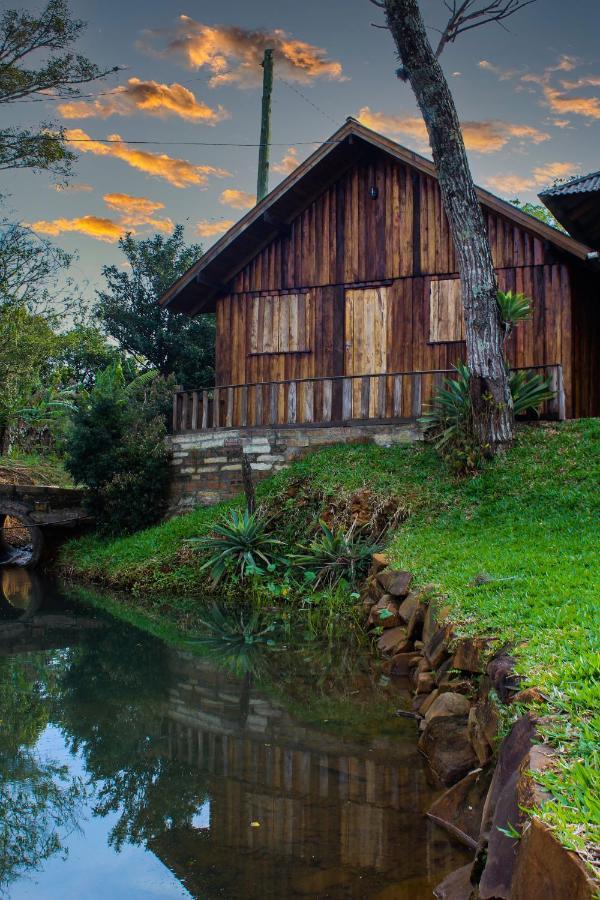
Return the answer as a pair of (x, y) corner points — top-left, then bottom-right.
(383, 0), (514, 452)
(0, 423), (10, 456)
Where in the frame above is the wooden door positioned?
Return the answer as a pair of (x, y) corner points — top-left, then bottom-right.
(344, 287), (388, 417)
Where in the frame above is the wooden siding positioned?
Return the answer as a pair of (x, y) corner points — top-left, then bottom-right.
(213, 150), (594, 418)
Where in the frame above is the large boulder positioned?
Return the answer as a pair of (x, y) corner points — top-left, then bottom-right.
(375, 569), (413, 598)
(368, 595), (400, 628)
(376, 625), (410, 654)
(452, 636), (495, 673)
(425, 692), (471, 722)
(427, 767), (494, 849)
(418, 715), (479, 786)
(434, 863), (476, 899)
(511, 818), (598, 900)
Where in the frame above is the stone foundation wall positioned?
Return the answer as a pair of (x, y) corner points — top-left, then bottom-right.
(168, 422), (421, 514)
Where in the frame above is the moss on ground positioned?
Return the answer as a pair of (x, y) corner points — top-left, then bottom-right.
(59, 419), (600, 864)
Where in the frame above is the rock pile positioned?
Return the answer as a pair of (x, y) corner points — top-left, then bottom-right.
(362, 554), (597, 900)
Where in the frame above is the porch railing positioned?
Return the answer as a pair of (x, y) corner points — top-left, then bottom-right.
(172, 364), (565, 433)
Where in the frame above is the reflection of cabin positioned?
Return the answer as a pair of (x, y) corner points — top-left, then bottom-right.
(162, 118), (600, 431)
(150, 651), (466, 897)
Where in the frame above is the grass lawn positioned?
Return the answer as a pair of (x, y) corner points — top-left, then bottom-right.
(59, 419), (599, 863)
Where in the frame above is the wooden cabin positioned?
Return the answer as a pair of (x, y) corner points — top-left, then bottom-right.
(162, 118), (600, 432)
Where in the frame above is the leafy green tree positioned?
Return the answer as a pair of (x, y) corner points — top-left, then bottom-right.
(65, 362), (171, 533)
(509, 199), (566, 233)
(96, 226), (215, 388)
(0, 0), (117, 178)
(0, 220), (73, 312)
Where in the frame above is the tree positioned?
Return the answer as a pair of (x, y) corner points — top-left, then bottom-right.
(374, 0), (535, 453)
(509, 199), (566, 233)
(0, 219), (73, 312)
(0, 0), (117, 178)
(96, 226), (215, 388)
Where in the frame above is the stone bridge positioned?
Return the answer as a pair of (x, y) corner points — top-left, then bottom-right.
(0, 484), (93, 567)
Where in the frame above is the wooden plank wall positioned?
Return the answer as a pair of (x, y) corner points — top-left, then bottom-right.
(215, 150), (590, 417)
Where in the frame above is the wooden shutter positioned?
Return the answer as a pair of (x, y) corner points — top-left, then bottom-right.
(249, 293), (311, 354)
(429, 279), (465, 342)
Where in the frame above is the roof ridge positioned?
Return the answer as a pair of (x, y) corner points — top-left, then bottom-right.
(539, 170), (600, 195)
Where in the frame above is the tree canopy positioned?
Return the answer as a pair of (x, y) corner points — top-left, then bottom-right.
(96, 226), (215, 388)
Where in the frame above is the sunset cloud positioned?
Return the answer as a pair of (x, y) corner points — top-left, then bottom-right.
(51, 182), (93, 193)
(103, 192), (173, 232)
(142, 18), (345, 87)
(66, 128), (230, 188)
(29, 215), (125, 243)
(357, 107), (550, 154)
(272, 147), (301, 175)
(219, 188), (255, 210)
(486, 162), (579, 197)
(58, 77), (230, 124)
(195, 219), (236, 237)
(480, 55), (600, 121)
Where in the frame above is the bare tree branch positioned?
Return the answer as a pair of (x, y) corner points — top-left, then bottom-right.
(433, 0), (537, 57)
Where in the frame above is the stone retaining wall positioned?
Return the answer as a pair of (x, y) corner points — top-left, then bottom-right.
(168, 422), (421, 514)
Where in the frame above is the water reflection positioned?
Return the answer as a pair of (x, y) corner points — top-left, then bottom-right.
(0, 577), (469, 898)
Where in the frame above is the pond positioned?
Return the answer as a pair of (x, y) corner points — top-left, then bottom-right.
(0, 568), (469, 898)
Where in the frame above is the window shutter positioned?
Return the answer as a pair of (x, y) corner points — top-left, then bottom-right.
(249, 293), (311, 354)
(429, 279), (465, 343)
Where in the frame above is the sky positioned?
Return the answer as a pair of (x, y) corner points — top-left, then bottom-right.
(5, 0), (600, 301)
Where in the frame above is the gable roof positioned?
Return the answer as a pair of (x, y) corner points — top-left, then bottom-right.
(539, 171), (600, 249)
(161, 118), (595, 315)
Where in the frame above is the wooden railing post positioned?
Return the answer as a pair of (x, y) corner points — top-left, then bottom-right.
(303, 380), (314, 423)
(191, 391), (199, 431)
(393, 375), (403, 418)
(226, 387), (234, 427)
(288, 381), (297, 424)
(213, 387), (220, 428)
(322, 378), (333, 422)
(411, 373), (422, 418)
(172, 392), (179, 432)
(201, 390), (208, 429)
(549, 365), (566, 421)
(342, 378), (352, 420)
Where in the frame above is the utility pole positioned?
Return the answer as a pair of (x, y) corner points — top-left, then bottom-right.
(256, 48), (274, 203)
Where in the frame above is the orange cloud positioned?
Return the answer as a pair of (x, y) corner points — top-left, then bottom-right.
(542, 84), (600, 120)
(28, 215), (125, 243)
(219, 188), (255, 210)
(486, 162), (580, 197)
(272, 146), (300, 175)
(357, 107), (550, 154)
(103, 192), (173, 233)
(58, 77), (230, 124)
(66, 128), (230, 188)
(142, 18), (345, 87)
(195, 219), (235, 237)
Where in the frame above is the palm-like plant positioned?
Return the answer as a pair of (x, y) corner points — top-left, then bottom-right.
(192, 604), (279, 678)
(497, 290), (532, 338)
(187, 508), (285, 583)
(293, 522), (380, 589)
(420, 363), (555, 449)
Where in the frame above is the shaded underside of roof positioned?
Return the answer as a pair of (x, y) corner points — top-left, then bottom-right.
(161, 119), (595, 316)
(539, 171), (600, 249)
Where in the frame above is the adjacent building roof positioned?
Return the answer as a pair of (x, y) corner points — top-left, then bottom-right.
(539, 171), (600, 249)
(160, 118), (595, 316)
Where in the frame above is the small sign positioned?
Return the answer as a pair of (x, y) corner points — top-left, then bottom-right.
(224, 437), (242, 448)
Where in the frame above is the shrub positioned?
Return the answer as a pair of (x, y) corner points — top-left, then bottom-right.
(65, 363), (171, 534)
(292, 522), (380, 589)
(187, 508), (285, 583)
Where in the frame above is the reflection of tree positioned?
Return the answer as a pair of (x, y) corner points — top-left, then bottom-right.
(53, 624), (209, 851)
(0, 654), (85, 891)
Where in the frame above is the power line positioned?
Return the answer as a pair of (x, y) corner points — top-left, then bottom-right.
(58, 137), (343, 147)
(278, 77), (339, 127)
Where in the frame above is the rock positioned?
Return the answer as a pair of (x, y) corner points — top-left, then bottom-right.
(414, 639), (424, 650)
(406, 598), (426, 640)
(418, 715), (479, 787)
(438, 678), (473, 696)
(477, 714), (538, 899)
(425, 692), (471, 722)
(375, 569), (413, 598)
(468, 706), (492, 766)
(452, 636), (496, 673)
(412, 693), (429, 713)
(368, 595), (400, 628)
(468, 699), (500, 767)
(370, 551), (390, 575)
(397, 589), (419, 624)
(377, 625), (409, 654)
(510, 817), (598, 900)
(425, 624), (453, 669)
(419, 688), (440, 716)
(427, 767), (494, 849)
(416, 671), (436, 694)
(433, 863), (475, 900)
(386, 651), (421, 676)
(408, 654), (421, 669)
(510, 686), (546, 706)
(486, 649), (520, 702)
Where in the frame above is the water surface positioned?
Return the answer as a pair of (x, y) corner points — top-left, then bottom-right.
(0, 569), (468, 898)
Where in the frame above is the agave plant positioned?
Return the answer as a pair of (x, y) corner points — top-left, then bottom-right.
(497, 290), (532, 338)
(192, 604), (279, 678)
(420, 362), (555, 449)
(187, 508), (285, 582)
(293, 522), (380, 589)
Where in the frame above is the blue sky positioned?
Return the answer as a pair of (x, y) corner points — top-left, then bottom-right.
(5, 0), (599, 300)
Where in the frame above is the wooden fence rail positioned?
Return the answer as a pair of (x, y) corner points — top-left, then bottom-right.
(173, 364), (565, 433)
